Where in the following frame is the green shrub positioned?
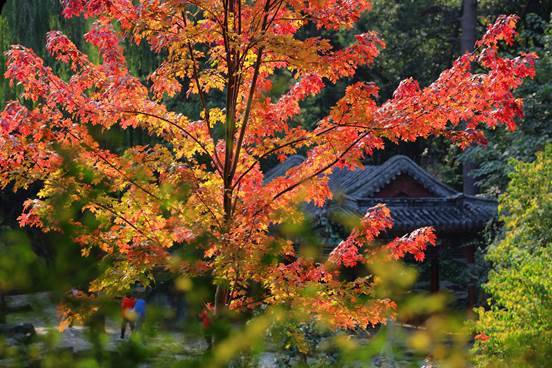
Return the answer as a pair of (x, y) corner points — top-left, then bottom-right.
(473, 144), (552, 367)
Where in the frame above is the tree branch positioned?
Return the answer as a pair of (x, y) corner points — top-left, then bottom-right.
(271, 131), (371, 201)
(120, 110), (222, 176)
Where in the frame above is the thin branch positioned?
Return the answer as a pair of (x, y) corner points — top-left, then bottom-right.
(120, 110), (222, 176)
(187, 169), (224, 228)
(229, 0), (272, 182)
(180, 14), (212, 129)
(91, 200), (164, 247)
(266, 0), (285, 28)
(64, 130), (162, 201)
(271, 130), (371, 201)
(231, 125), (339, 190)
(229, 46), (264, 180)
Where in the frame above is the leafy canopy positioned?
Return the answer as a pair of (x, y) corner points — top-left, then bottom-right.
(473, 144), (552, 367)
(0, 0), (536, 328)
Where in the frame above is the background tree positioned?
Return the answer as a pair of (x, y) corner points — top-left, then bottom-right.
(460, 0), (478, 196)
(0, 0), (535, 333)
(473, 144), (552, 367)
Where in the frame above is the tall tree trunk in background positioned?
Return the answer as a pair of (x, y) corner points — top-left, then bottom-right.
(0, 293), (6, 323)
(460, 0), (478, 196)
(460, 0), (478, 311)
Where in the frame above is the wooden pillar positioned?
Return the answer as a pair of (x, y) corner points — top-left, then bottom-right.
(430, 246), (440, 293)
(465, 243), (476, 309)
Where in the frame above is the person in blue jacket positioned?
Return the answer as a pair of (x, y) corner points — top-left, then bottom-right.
(133, 297), (146, 330)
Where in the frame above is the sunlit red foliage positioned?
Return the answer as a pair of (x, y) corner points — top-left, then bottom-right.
(0, 0), (535, 329)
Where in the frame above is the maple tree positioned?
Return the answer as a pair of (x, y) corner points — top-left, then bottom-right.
(0, 0), (536, 329)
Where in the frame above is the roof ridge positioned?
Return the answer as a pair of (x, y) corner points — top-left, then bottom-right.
(264, 154), (477, 200)
(358, 155), (458, 197)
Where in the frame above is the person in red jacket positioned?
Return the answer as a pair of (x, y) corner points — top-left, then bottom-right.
(199, 303), (214, 349)
(120, 293), (136, 339)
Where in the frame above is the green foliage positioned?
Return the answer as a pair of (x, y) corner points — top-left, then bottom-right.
(0, 206), (470, 367)
(479, 0), (552, 21)
(0, 229), (37, 292)
(473, 145), (552, 367)
(361, 0), (459, 100)
(0, 15), (13, 103)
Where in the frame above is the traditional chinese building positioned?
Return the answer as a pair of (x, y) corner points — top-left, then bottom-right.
(265, 155), (497, 306)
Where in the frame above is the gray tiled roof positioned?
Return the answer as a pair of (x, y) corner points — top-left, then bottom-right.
(357, 196), (497, 233)
(264, 155), (497, 233)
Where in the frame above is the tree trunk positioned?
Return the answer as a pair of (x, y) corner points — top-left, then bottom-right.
(460, 0), (478, 196)
(460, 0), (477, 54)
(0, 293), (6, 324)
(460, 1), (478, 315)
